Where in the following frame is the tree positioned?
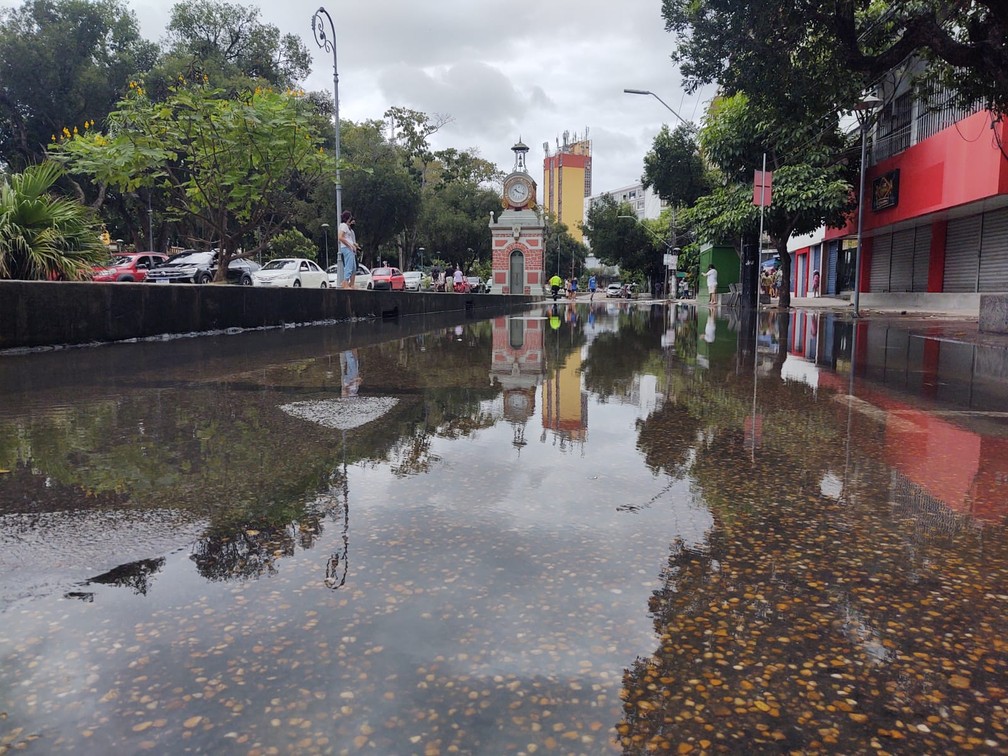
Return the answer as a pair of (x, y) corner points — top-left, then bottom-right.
(543, 213), (588, 281)
(339, 119), (420, 267)
(661, 0), (1008, 117)
(0, 0), (156, 170)
(684, 94), (854, 309)
(149, 0), (311, 95)
(0, 161), (108, 279)
(268, 228), (316, 262)
(55, 81), (332, 281)
(642, 122), (712, 206)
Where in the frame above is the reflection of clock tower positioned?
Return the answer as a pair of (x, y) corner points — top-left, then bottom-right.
(488, 139), (545, 295)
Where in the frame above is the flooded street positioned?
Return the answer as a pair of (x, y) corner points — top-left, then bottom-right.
(1, 303), (1006, 754)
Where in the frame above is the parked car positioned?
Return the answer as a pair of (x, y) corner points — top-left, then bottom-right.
(403, 271), (424, 291)
(465, 276), (485, 293)
(369, 266), (406, 291)
(91, 252), (169, 282)
(605, 283), (624, 298)
(147, 251), (260, 285)
(252, 258), (328, 288)
(326, 263), (372, 289)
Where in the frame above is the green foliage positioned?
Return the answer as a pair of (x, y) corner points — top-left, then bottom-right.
(268, 228), (316, 262)
(54, 81), (332, 278)
(148, 0), (311, 96)
(544, 213), (588, 278)
(661, 0), (1008, 117)
(642, 123), (713, 205)
(418, 182), (500, 271)
(0, 0), (157, 170)
(0, 161), (108, 279)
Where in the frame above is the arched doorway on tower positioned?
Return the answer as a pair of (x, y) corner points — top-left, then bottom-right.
(509, 249), (525, 294)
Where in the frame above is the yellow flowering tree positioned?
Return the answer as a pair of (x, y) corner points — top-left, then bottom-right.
(54, 80), (333, 280)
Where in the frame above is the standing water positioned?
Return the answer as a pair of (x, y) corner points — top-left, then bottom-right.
(0, 303), (1006, 754)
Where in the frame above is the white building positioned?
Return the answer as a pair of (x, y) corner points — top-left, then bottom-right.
(585, 181), (667, 221)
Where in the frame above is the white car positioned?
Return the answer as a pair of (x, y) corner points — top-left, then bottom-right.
(606, 283), (624, 298)
(252, 258), (327, 288)
(327, 263), (373, 289)
(403, 271), (423, 291)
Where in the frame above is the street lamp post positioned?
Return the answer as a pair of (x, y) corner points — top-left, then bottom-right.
(312, 7), (343, 286)
(623, 89), (690, 126)
(321, 223), (330, 270)
(852, 95), (882, 317)
(418, 247), (425, 270)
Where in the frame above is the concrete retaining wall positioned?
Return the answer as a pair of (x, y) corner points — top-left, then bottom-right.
(979, 294), (1008, 334)
(0, 281), (539, 350)
(859, 292), (981, 315)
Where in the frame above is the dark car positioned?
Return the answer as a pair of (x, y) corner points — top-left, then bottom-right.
(91, 252), (170, 282)
(147, 251), (260, 285)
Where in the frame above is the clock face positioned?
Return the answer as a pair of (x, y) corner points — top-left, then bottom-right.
(507, 179), (530, 205)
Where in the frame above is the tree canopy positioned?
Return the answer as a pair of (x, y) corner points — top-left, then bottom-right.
(54, 81), (331, 279)
(662, 0), (1008, 116)
(0, 0), (156, 170)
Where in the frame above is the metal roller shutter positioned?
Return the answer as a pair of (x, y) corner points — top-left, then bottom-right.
(912, 225), (932, 292)
(889, 229), (914, 292)
(944, 215), (981, 293)
(826, 242), (838, 295)
(870, 233), (892, 292)
(979, 207), (1008, 291)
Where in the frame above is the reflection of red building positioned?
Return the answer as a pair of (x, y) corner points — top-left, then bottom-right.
(490, 316), (545, 447)
(819, 365), (1008, 525)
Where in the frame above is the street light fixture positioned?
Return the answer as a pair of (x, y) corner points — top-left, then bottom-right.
(623, 88), (690, 126)
(321, 222), (330, 270)
(311, 7), (343, 286)
(851, 95), (882, 317)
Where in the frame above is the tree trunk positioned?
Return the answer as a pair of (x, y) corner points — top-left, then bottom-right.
(776, 238), (791, 310)
(739, 233), (760, 309)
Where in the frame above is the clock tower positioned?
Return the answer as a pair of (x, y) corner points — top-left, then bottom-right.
(488, 139), (545, 295)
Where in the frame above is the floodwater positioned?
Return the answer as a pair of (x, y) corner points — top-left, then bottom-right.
(0, 303), (1006, 754)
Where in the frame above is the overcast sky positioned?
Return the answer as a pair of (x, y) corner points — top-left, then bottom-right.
(6, 0), (714, 193)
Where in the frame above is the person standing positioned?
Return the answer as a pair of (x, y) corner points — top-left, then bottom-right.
(453, 264), (464, 292)
(338, 211), (359, 290)
(705, 264), (718, 305)
(569, 276), (578, 300)
(810, 270), (820, 297)
(588, 274), (597, 300)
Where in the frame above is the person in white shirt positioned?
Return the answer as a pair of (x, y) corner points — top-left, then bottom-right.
(705, 264), (718, 305)
(338, 210), (359, 289)
(453, 265), (464, 292)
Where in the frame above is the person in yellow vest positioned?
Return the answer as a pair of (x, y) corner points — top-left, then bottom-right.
(548, 273), (563, 301)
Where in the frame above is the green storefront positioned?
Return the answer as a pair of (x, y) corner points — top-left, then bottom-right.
(698, 243), (739, 302)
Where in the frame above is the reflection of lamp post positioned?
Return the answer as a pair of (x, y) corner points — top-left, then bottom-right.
(623, 88), (690, 126)
(321, 223), (329, 270)
(852, 95), (882, 317)
(311, 7), (343, 285)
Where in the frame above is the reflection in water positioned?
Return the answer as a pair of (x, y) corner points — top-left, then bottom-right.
(0, 305), (1006, 753)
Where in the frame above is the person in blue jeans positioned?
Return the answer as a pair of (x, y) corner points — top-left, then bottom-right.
(338, 210), (359, 289)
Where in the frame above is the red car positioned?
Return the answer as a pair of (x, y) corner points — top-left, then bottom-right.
(368, 266), (406, 291)
(92, 252), (170, 282)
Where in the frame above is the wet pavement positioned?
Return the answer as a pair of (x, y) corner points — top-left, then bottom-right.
(0, 302), (1006, 754)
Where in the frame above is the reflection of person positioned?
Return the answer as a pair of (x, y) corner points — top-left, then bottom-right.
(810, 270), (820, 297)
(588, 275), (597, 300)
(703, 315), (716, 343)
(705, 264), (718, 305)
(338, 210), (359, 290)
(340, 348), (361, 397)
(549, 273), (563, 300)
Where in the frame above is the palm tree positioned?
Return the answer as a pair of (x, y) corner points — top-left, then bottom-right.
(0, 161), (108, 280)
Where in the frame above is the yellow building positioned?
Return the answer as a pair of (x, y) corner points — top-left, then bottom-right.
(542, 131), (591, 243)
